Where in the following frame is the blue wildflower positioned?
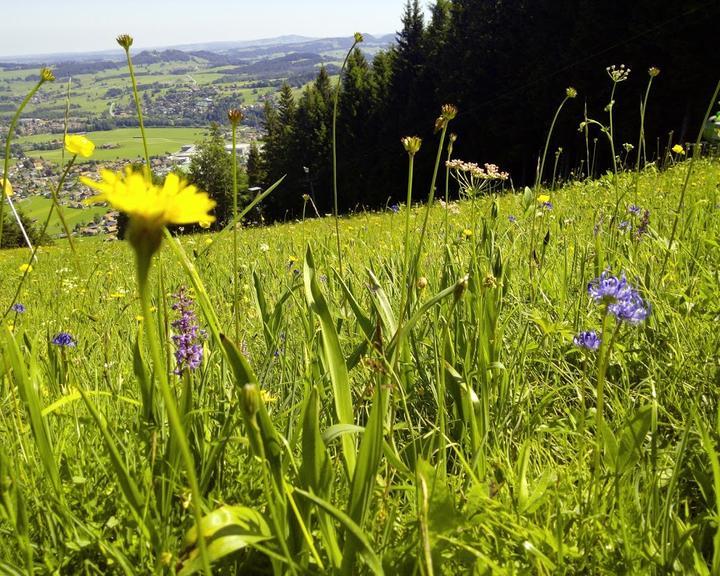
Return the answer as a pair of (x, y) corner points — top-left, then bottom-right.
(619, 220), (631, 232)
(588, 271), (649, 324)
(508, 215), (517, 223)
(588, 271), (631, 304)
(608, 292), (650, 324)
(390, 203), (400, 213)
(628, 204), (641, 215)
(11, 303), (26, 313)
(542, 201), (553, 210)
(573, 330), (601, 351)
(171, 286), (205, 374)
(52, 332), (76, 347)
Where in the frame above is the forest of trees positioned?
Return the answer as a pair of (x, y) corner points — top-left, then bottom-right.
(254, 0), (719, 221)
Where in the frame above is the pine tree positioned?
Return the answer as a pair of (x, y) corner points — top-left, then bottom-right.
(187, 124), (240, 227)
(246, 141), (266, 189)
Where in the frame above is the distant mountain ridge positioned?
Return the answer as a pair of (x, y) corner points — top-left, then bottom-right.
(0, 33), (395, 67)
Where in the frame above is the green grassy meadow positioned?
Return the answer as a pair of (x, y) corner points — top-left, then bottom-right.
(17, 127), (205, 163)
(1, 155), (720, 573)
(14, 195), (108, 235)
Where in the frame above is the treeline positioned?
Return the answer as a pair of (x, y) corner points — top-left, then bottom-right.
(255, 0), (720, 220)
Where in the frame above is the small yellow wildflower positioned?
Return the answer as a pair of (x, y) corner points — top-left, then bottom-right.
(65, 134), (95, 158)
(19, 263), (32, 273)
(82, 169), (216, 229)
(204, 237), (213, 246)
(671, 144), (685, 155)
(537, 194), (551, 204)
(109, 292), (126, 299)
(462, 228), (473, 239)
(135, 315), (144, 322)
(2, 179), (12, 197)
(260, 389), (277, 404)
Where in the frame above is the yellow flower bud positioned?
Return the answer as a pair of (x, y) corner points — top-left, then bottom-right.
(401, 135), (422, 156)
(40, 67), (55, 82)
(227, 108), (244, 126)
(116, 34), (134, 50)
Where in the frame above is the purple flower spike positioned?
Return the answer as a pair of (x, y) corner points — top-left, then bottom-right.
(573, 330), (601, 351)
(171, 286), (205, 374)
(52, 332), (76, 347)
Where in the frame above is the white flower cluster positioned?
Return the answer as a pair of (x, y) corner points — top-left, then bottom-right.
(606, 64), (631, 83)
(445, 159), (509, 181)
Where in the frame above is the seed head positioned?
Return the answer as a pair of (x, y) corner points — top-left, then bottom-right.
(454, 275), (469, 300)
(648, 67), (660, 78)
(227, 108), (244, 126)
(416, 277), (428, 290)
(116, 34), (134, 51)
(40, 67), (55, 83)
(566, 87), (577, 99)
(441, 104), (458, 122)
(354, 32), (364, 43)
(401, 135), (422, 156)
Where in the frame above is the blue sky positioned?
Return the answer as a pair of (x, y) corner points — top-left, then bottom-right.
(1, 0), (425, 57)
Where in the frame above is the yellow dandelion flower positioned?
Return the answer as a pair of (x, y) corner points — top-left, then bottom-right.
(671, 144), (685, 155)
(19, 263), (32, 273)
(462, 228), (473, 238)
(537, 194), (551, 203)
(204, 237), (213, 245)
(2, 179), (12, 197)
(65, 134), (95, 158)
(135, 315), (144, 322)
(81, 169), (216, 230)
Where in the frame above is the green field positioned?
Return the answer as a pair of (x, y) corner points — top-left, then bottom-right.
(17, 127), (205, 163)
(15, 195), (108, 235)
(1, 157), (719, 573)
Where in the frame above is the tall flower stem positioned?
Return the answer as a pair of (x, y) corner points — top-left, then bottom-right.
(229, 111), (241, 343)
(3, 157), (77, 320)
(331, 33), (363, 275)
(443, 135), (455, 246)
(403, 154), (415, 279)
(119, 39), (151, 171)
(529, 91), (572, 285)
(135, 247), (211, 576)
(1, 71), (52, 247)
(592, 313), (620, 507)
(410, 123), (449, 292)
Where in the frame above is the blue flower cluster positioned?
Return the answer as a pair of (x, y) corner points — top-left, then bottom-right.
(587, 271), (650, 324)
(52, 332), (76, 347)
(574, 271), (649, 351)
(171, 286), (205, 374)
(11, 303), (25, 313)
(573, 330), (601, 350)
